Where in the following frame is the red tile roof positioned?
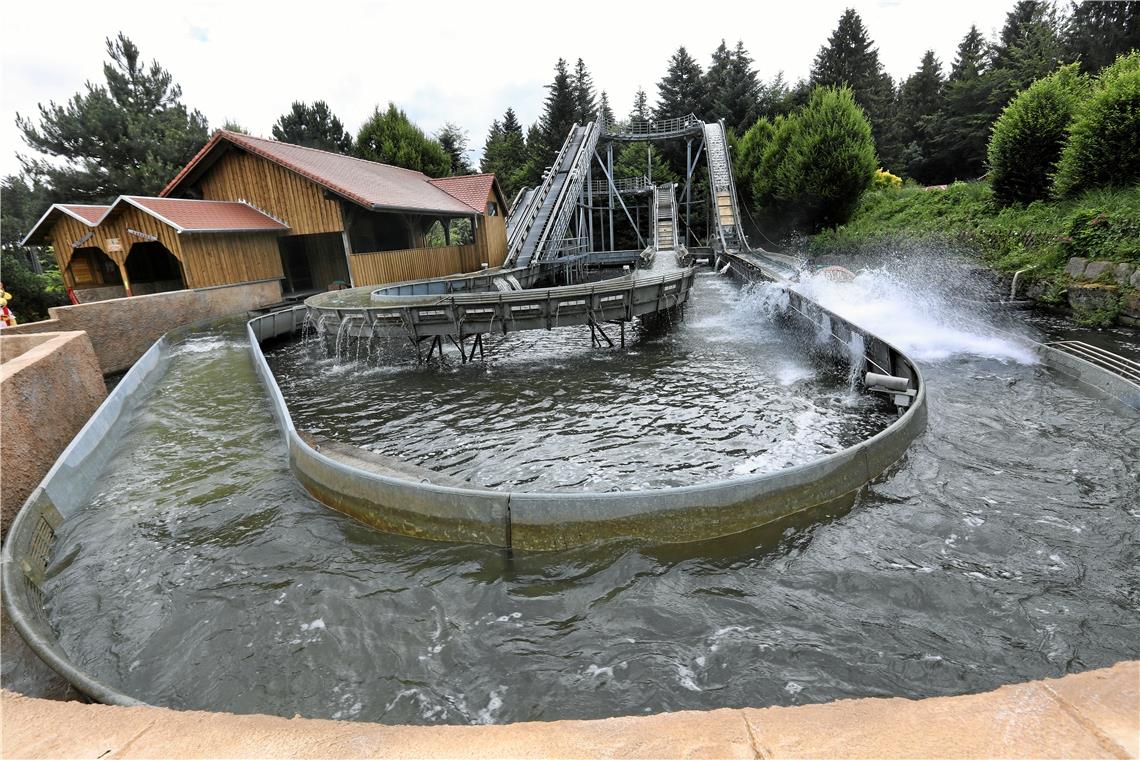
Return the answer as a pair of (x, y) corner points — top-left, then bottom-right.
(20, 204), (110, 245)
(161, 130), (478, 216)
(428, 174), (496, 214)
(61, 204), (111, 224)
(115, 196), (288, 233)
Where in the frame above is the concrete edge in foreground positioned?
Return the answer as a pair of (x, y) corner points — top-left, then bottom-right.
(2, 661), (1135, 759)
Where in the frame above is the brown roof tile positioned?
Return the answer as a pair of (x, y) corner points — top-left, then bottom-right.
(115, 197), (288, 233)
(61, 204), (111, 224)
(161, 131), (477, 216)
(428, 174), (497, 214)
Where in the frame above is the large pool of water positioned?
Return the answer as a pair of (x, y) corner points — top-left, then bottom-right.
(41, 264), (1140, 725)
(268, 272), (891, 490)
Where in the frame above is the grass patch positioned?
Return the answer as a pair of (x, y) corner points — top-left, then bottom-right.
(811, 182), (1140, 279)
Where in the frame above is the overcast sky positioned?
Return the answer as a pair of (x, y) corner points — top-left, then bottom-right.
(1, 0), (1015, 178)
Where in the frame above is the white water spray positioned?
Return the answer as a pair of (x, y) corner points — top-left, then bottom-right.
(789, 267), (1038, 365)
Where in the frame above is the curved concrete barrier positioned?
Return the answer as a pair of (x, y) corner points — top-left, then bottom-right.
(248, 265), (929, 550)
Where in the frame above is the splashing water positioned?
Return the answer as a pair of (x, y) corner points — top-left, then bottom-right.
(789, 266), (1039, 364)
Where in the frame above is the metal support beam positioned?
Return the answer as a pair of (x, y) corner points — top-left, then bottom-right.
(607, 143), (615, 251)
(681, 139), (704, 248)
(594, 150), (644, 249)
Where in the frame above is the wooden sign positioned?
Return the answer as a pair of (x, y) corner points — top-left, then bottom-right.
(105, 237), (122, 252)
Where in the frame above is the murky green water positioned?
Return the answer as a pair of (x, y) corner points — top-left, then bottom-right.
(42, 270), (1140, 725)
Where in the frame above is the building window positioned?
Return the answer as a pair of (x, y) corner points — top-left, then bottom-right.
(487, 202), (498, 216)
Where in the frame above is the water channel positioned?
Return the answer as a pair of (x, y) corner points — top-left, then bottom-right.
(40, 264), (1140, 725)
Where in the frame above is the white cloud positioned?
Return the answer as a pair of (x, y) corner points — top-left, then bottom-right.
(1, 0), (1011, 178)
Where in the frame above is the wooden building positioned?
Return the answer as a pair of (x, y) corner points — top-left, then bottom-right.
(23, 130), (510, 303)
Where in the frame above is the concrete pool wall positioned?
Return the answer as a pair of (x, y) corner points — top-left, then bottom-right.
(246, 289), (928, 550)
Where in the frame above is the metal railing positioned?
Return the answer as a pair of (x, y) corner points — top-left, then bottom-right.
(604, 114), (703, 141)
(505, 125), (580, 265)
(532, 118), (602, 265)
(589, 176), (653, 195)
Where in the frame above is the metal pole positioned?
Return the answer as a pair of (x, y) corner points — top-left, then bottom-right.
(607, 142), (615, 251)
(685, 139), (692, 246)
(587, 158), (594, 252)
(594, 151), (645, 249)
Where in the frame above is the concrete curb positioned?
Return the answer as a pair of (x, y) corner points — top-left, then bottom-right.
(2, 662), (1135, 759)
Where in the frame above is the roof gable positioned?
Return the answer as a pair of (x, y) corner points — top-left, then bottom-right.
(162, 130), (477, 216)
(20, 204), (110, 246)
(105, 196), (289, 233)
(428, 174), (499, 214)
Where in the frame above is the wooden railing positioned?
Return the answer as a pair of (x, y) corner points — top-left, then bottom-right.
(348, 218), (508, 287)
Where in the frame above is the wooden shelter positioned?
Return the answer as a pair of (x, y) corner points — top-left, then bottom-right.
(23, 130), (510, 303)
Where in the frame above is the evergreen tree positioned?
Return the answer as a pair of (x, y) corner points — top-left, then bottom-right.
(655, 47), (707, 118)
(571, 58), (598, 123)
(599, 91), (615, 126)
(809, 9), (900, 170)
(1064, 1), (1140, 74)
(781, 87), (877, 230)
(537, 59), (577, 163)
(706, 40), (761, 133)
(481, 108), (527, 197)
(987, 1), (1064, 112)
(271, 100), (353, 153)
(436, 122), (474, 175)
(630, 88), (649, 121)
(521, 122), (548, 186)
(354, 103), (450, 177)
(16, 33), (209, 202)
(897, 51), (946, 182)
(614, 142), (677, 185)
(756, 73), (796, 119)
(1, 173), (50, 266)
(927, 25), (993, 182)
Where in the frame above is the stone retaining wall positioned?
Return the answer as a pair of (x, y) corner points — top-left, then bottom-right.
(0, 332), (105, 535)
(4, 280), (282, 374)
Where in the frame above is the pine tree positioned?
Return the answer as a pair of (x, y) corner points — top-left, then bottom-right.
(630, 88), (649, 121)
(927, 25), (992, 182)
(809, 9), (900, 170)
(756, 73), (796, 119)
(614, 142), (677, 185)
(571, 58), (598, 123)
(538, 59), (577, 161)
(599, 91), (615, 126)
(655, 47), (707, 119)
(704, 40), (733, 120)
(1064, 1), (1140, 74)
(706, 40), (761, 133)
(271, 101), (353, 153)
(988, 1), (1064, 112)
(436, 123), (474, 175)
(481, 108), (528, 197)
(354, 103), (450, 177)
(16, 33), (209, 202)
(521, 122), (548, 187)
(897, 51), (946, 182)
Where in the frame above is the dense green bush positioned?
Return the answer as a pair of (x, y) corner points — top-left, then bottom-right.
(735, 117), (773, 205)
(741, 88), (876, 231)
(1, 251), (67, 323)
(987, 64), (1088, 205)
(1054, 52), (1140, 197)
(782, 87), (877, 230)
(751, 114), (798, 209)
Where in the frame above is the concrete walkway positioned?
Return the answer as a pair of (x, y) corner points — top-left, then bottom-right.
(2, 661), (1135, 759)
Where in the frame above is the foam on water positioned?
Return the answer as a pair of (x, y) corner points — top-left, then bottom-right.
(789, 267), (1038, 365)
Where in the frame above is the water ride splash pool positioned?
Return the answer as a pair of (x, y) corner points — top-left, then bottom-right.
(4, 262), (1138, 726)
